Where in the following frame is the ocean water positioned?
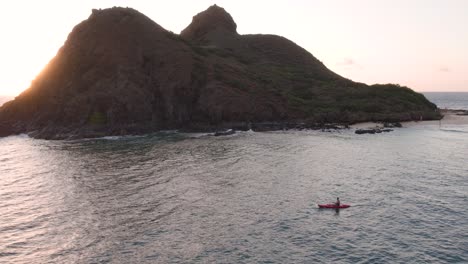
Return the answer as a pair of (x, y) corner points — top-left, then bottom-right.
(1, 125), (467, 263)
(424, 92), (468, 110)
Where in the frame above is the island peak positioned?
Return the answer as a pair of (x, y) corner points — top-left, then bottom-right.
(181, 4), (238, 40)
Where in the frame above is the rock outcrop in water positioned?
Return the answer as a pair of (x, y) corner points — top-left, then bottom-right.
(355, 128), (393, 135)
(0, 5), (440, 139)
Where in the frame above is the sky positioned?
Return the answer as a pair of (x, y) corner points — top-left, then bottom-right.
(0, 0), (467, 96)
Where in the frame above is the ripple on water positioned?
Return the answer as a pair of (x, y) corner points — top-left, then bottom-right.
(0, 129), (467, 263)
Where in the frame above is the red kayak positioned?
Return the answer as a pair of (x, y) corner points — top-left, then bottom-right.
(318, 204), (350, 209)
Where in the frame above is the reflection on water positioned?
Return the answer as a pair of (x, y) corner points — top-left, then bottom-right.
(1, 127), (467, 263)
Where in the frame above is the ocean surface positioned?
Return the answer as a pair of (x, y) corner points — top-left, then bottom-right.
(1, 123), (467, 263)
(424, 92), (468, 110)
(1, 92), (468, 263)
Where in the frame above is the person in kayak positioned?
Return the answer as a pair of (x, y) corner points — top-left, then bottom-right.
(335, 197), (340, 206)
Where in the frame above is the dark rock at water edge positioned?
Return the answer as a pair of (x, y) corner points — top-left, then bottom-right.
(383, 122), (402, 128)
(355, 128), (393, 135)
(0, 6), (441, 139)
(0, 122), (15, 137)
(454, 110), (468, 116)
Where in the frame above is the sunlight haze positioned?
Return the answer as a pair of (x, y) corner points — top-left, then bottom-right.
(0, 0), (467, 96)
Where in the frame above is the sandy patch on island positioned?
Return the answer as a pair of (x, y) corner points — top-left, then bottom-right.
(404, 110), (468, 127)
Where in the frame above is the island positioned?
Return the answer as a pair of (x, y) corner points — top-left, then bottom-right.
(0, 5), (440, 139)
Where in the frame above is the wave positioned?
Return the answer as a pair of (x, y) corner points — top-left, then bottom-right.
(100, 136), (126, 140)
(183, 132), (212, 138)
(440, 128), (468, 134)
(77, 134), (147, 141)
(0, 133), (30, 140)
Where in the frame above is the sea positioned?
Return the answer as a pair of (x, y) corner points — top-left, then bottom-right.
(0, 93), (467, 264)
(424, 92), (468, 110)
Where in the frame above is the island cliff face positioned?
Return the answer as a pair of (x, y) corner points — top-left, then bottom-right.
(0, 5), (440, 139)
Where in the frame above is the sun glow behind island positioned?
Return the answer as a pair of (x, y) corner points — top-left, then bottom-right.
(0, 0), (467, 96)
(0, 47), (58, 96)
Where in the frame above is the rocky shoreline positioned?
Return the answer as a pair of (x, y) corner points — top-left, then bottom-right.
(3, 121), (349, 140)
(0, 107), (448, 140)
(4, 112), (464, 139)
(0, 109), (449, 139)
(0, 119), (418, 140)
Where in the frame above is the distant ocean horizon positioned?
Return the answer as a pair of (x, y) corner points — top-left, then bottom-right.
(1, 92), (467, 110)
(423, 92), (468, 110)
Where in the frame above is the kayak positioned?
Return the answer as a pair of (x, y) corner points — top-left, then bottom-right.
(318, 204), (350, 209)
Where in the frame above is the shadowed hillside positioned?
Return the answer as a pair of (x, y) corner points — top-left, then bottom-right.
(0, 5), (440, 139)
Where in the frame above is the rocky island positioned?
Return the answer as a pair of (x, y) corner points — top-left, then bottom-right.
(0, 5), (440, 139)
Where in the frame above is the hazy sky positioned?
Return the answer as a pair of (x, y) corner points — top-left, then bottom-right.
(0, 0), (467, 96)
